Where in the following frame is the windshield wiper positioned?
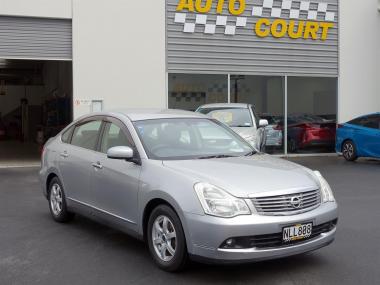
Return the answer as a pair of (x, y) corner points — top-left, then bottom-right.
(198, 154), (237, 159)
(244, 150), (257, 156)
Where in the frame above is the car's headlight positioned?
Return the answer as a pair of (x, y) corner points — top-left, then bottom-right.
(314, 171), (335, 203)
(194, 183), (251, 218)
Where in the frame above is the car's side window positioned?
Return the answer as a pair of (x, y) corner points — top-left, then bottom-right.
(61, 125), (74, 144)
(362, 116), (379, 130)
(100, 122), (133, 154)
(350, 116), (379, 130)
(374, 115), (380, 130)
(71, 120), (102, 151)
(348, 117), (367, 127)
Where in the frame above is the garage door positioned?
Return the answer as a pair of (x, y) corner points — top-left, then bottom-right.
(0, 16), (72, 60)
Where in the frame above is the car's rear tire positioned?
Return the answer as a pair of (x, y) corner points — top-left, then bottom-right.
(147, 205), (187, 272)
(342, 140), (358, 162)
(288, 138), (298, 153)
(48, 177), (75, 223)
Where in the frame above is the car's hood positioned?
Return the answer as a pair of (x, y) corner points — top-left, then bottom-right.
(231, 127), (257, 139)
(163, 155), (319, 198)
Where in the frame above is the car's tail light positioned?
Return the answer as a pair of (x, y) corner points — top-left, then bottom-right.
(40, 144), (46, 159)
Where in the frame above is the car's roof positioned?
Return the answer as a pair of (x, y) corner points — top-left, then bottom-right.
(91, 109), (207, 121)
(349, 112), (380, 121)
(197, 103), (249, 109)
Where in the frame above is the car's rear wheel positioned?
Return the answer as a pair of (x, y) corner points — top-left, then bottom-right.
(342, 140), (358, 161)
(288, 138), (298, 153)
(48, 177), (75, 223)
(147, 205), (187, 272)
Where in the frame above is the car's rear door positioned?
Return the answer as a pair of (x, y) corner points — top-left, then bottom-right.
(90, 117), (141, 227)
(57, 117), (103, 205)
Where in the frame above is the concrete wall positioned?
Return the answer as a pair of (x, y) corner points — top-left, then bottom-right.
(339, 0), (380, 123)
(0, 0), (72, 19)
(72, 0), (167, 118)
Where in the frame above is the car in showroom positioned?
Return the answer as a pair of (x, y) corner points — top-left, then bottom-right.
(259, 114), (283, 149)
(195, 103), (268, 151)
(336, 112), (380, 161)
(286, 114), (336, 153)
(40, 109), (338, 272)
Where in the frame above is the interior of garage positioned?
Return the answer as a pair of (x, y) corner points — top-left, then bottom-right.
(0, 59), (72, 166)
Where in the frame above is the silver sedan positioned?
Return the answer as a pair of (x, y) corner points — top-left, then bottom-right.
(40, 109), (338, 272)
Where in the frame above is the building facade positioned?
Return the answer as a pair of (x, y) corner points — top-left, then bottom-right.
(0, 0), (379, 157)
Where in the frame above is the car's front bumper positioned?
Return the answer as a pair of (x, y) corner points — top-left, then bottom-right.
(184, 202), (338, 263)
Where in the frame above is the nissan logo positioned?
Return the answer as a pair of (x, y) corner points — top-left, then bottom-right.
(290, 195), (303, 209)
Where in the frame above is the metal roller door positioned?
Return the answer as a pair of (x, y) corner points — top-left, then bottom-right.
(0, 16), (72, 60)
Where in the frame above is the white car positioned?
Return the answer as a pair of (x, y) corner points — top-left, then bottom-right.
(260, 114), (284, 148)
(196, 103), (268, 151)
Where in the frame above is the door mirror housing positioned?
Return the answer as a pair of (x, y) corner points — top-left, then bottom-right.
(259, 119), (269, 128)
(107, 146), (134, 160)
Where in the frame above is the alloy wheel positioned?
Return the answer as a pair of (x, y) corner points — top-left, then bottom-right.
(343, 142), (354, 159)
(50, 183), (63, 216)
(151, 215), (177, 262)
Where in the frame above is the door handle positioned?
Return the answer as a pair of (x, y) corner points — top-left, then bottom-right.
(92, 162), (103, 170)
(60, 151), (69, 158)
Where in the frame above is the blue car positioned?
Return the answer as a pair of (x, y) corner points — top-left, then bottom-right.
(336, 113), (380, 161)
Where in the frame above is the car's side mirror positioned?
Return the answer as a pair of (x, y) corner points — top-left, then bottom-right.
(107, 146), (134, 160)
(259, 119), (269, 128)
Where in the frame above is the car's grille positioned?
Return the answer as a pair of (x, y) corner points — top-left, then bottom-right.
(248, 219), (338, 249)
(252, 189), (321, 216)
(219, 220), (338, 250)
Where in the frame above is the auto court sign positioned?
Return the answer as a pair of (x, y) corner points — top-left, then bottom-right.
(174, 0), (336, 40)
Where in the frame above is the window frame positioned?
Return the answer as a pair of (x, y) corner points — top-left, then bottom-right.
(99, 118), (135, 154)
(61, 124), (75, 144)
(69, 116), (104, 152)
(96, 116), (140, 161)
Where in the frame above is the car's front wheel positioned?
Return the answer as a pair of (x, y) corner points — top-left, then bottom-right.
(342, 140), (358, 161)
(48, 177), (75, 223)
(147, 205), (187, 272)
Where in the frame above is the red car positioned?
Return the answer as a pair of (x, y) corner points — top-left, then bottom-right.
(287, 115), (336, 152)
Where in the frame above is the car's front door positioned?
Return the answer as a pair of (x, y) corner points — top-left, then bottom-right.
(91, 117), (141, 226)
(58, 118), (103, 205)
(352, 115), (380, 158)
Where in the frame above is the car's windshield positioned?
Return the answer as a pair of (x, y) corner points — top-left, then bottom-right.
(197, 108), (253, 128)
(133, 118), (254, 160)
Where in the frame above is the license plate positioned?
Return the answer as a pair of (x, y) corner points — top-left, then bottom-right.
(283, 223), (312, 242)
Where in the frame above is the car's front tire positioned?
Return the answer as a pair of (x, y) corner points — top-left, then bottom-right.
(147, 205), (187, 272)
(48, 177), (75, 223)
(342, 140), (358, 162)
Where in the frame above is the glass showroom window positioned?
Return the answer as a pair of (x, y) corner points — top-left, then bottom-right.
(287, 77), (337, 154)
(168, 74), (228, 111)
(230, 75), (285, 154)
